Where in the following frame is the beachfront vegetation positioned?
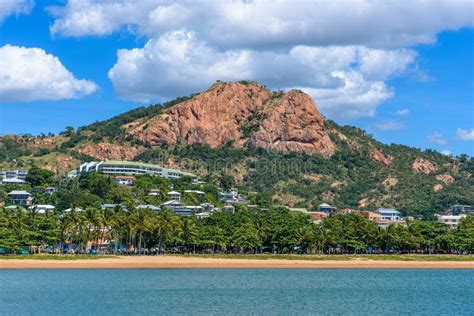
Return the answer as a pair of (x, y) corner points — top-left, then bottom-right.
(1, 206), (472, 255)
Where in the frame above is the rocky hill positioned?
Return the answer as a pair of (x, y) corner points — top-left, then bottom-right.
(126, 82), (335, 157)
(1, 81), (473, 217)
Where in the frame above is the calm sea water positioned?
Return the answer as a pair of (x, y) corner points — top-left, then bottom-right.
(0, 269), (473, 315)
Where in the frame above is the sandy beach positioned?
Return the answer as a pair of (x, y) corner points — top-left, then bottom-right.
(1, 256), (473, 269)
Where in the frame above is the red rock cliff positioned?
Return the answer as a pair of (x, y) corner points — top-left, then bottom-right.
(127, 82), (336, 157)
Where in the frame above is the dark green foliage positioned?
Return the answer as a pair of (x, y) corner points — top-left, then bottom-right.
(25, 166), (54, 187)
(1, 206), (472, 254)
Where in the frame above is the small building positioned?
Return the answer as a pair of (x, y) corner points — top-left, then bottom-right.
(1, 177), (27, 185)
(195, 211), (211, 219)
(360, 211), (389, 227)
(223, 204), (235, 213)
(167, 191), (182, 201)
(102, 204), (128, 211)
(437, 214), (467, 228)
(113, 175), (135, 185)
(338, 208), (357, 215)
(8, 190), (33, 206)
(184, 190), (206, 197)
(61, 207), (84, 213)
(308, 211), (328, 222)
(376, 208), (401, 222)
(220, 188), (239, 202)
(449, 204), (474, 215)
(44, 187), (58, 194)
(148, 189), (162, 196)
(0, 169), (28, 180)
(136, 204), (161, 212)
(318, 203), (336, 213)
(160, 200), (198, 216)
(29, 205), (55, 214)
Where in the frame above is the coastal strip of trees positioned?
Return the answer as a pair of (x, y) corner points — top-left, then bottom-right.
(0, 207), (472, 255)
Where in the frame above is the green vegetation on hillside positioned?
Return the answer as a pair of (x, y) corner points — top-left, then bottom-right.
(0, 91), (473, 217)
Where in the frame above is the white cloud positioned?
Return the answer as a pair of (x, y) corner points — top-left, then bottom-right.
(427, 131), (448, 145)
(48, 1), (473, 49)
(375, 120), (405, 132)
(0, 0), (33, 22)
(0, 45), (98, 102)
(109, 31), (415, 119)
(441, 150), (452, 156)
(48, 1), (473, 119)
(395, 108), (410, 116)
(456, 128), (474, 141)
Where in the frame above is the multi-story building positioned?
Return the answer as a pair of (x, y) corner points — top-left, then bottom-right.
(360, 211), (389, 227)
(449, 204), (474, 215)
(376, 208), (401, 222)
(8, 190), (33, 205)
(76, 160), (196, 179)
(0, 170), (28, 180)
(437, 214), (467, 228)
(0, 177), (27, 185)
(167, 191), (182, 201)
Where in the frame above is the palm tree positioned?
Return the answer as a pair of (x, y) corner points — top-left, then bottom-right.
(131, 207), (153, 254)
(83, 207), (101, 252)
(297, 226), (315, 254)
(155, 208), (180, 252)
(179, 217), (199, 253)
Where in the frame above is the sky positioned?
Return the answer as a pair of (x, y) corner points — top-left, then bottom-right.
(0, 0), (473, 156)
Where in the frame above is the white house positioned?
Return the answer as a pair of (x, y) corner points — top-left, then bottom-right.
(8, 190), (33, 205)
(148, 189), (162, 196)
(113, 175), (135, 185)
(160, 200), (201, 215)
(29, 205), (55, 214)
(437, 214), (467, 228)
(167, 191), (182, 201)
(376, 208), (401, 222)
(1, 177), (27, 185)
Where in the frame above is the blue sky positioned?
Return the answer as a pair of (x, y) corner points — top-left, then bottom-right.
(0, 1), (473, 156)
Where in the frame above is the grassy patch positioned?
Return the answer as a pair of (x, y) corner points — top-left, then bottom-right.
(178, 254), (474, 262)
(0, 254), (117, 260)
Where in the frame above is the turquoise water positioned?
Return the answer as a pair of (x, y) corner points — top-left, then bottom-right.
(1, 269), (473, 315)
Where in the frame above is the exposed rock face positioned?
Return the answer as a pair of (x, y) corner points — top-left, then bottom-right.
(76, 142), (143, 161)
(127, 82), (336, 157)
(412, 158), (437, 174)
(250, 90), (336, 157)
(370, 150), (393, 166)
(433, 184), (444, 192)
(436, 174), (455, 185)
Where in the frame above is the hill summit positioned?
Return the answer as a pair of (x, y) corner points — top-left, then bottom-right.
(125, 81), (336, 157)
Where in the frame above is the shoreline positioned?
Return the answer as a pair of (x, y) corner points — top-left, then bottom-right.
(1, 256), (473, 269)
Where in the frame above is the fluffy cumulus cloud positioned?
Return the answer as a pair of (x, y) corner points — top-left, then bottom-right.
(0, 0), (34, 22)
(456, 128), (474, 141)
(109, 31), (415, 119)
(48, 0), (474, 119)
(0, 45), (98, 102)
(49, 0), (473, 49)
(427, 132), (448, 145)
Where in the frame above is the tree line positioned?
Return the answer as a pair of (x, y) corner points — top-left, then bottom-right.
(1, 206), (472, 255)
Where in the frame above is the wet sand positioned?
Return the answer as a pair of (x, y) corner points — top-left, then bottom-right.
(1, 256), (473, 269)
